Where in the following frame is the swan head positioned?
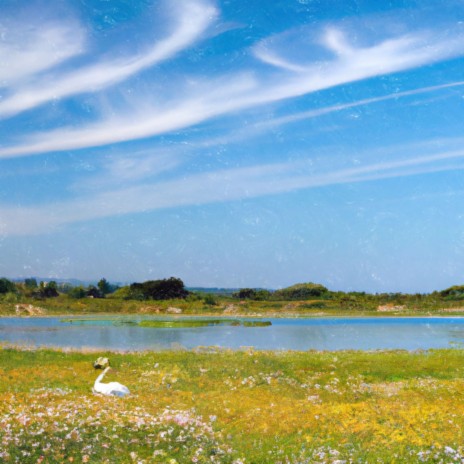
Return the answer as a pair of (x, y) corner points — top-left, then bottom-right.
(93, 357), (110, 369)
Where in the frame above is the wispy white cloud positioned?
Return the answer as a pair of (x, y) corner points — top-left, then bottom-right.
(73, 148), (185, 192)
(0, 0), (218, 118)
(0, 73), (257, 157)
(322, 28), (355, 57)
(2, 138), (464, 236)
(252, 48), (307, 73)
(1, 15), (464, 159)
(252, 30), (464, 103)
(256, 80), (464, 129)
(2, 4), (464, 238)
(0, 20), (85, 85)
(105, 151), (183, 183)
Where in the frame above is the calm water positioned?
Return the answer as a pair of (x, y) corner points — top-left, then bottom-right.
(0, 316), (464, 351)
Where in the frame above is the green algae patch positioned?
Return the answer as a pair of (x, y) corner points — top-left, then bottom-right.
(138, 319), (238, 328)
(60, 318), (138, 326)
(59, 318), (272, 328)
(242, 320), (272, 327)
(138, 319), (272, 328)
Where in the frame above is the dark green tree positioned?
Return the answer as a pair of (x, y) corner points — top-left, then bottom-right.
(233, 288), (257, 299)
(97, 278), (112, 296)
(0, 278), (16, 294)
(129, 277), (189, 300)
(68, 286), (87, 299)
(254, 289), (271, 300)
(24, 278), (38, 290)
(38, 281), (59, 298)
(87, 285), (104, 298)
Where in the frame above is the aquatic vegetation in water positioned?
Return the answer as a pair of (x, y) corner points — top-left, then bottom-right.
(61, 318), (273, 328)
(138, 319), (240, 328)
(138, 319), (272, 329)
(60, 318), (138, 326)
(139, 319), (272, 328)
(242, 320), (272, 327)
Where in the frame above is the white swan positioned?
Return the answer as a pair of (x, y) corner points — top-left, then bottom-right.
(93, 367), (130, 397)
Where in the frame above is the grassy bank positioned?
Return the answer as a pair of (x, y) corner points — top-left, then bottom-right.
(2, 293), (464, 318)
(1, 347), (463, 463)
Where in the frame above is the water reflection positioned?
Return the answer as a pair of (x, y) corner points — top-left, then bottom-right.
(0, 317), (464, 351)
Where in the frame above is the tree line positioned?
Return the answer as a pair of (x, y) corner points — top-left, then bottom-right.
(1, 276), (464, 306)
(0, 277), (189, 301)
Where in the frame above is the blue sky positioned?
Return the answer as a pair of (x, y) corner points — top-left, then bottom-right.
(1, 0), (464, 292)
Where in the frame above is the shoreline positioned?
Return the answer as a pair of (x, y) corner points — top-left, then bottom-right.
(2, 311), (464, 319)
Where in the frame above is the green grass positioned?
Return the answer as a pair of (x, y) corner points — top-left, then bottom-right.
(1, 347), (464, 463)
(3, 292), (464, 318)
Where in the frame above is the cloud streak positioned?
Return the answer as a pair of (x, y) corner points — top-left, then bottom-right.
(2, 3), (464, 239)
(0, 0), (217, 118)
(2, 138), (464, 236)
(0, 20), (85, 85)
(255, 80), (464, 129)
(1, 15), (464, 159)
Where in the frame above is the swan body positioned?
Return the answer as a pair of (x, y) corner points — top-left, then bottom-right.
(93, 367), (130, 397)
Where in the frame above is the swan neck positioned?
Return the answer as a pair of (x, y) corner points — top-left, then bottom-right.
(95, 367), (110, 385)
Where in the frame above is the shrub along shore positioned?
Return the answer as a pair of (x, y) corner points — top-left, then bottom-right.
(2, 293), (464, 318)
(0, 347), (463, 463)
(2, 277), (464, 317)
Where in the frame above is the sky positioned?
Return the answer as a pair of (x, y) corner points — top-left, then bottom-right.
(1, 0), (464, 293)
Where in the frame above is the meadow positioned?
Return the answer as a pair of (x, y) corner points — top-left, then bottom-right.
(1, 347), (463, 463)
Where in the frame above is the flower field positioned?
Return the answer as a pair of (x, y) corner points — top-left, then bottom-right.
(0, 347), (463, 463)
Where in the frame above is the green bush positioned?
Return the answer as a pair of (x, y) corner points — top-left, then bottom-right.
(68, 286), (87, 299)
(2, 292), (20, 303)
(274, 282), (328, 300)
(203, 294), (217, 306)
(233, 288), (271, 300)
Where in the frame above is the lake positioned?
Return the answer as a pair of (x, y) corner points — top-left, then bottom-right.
(1, 316), (464, 351)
